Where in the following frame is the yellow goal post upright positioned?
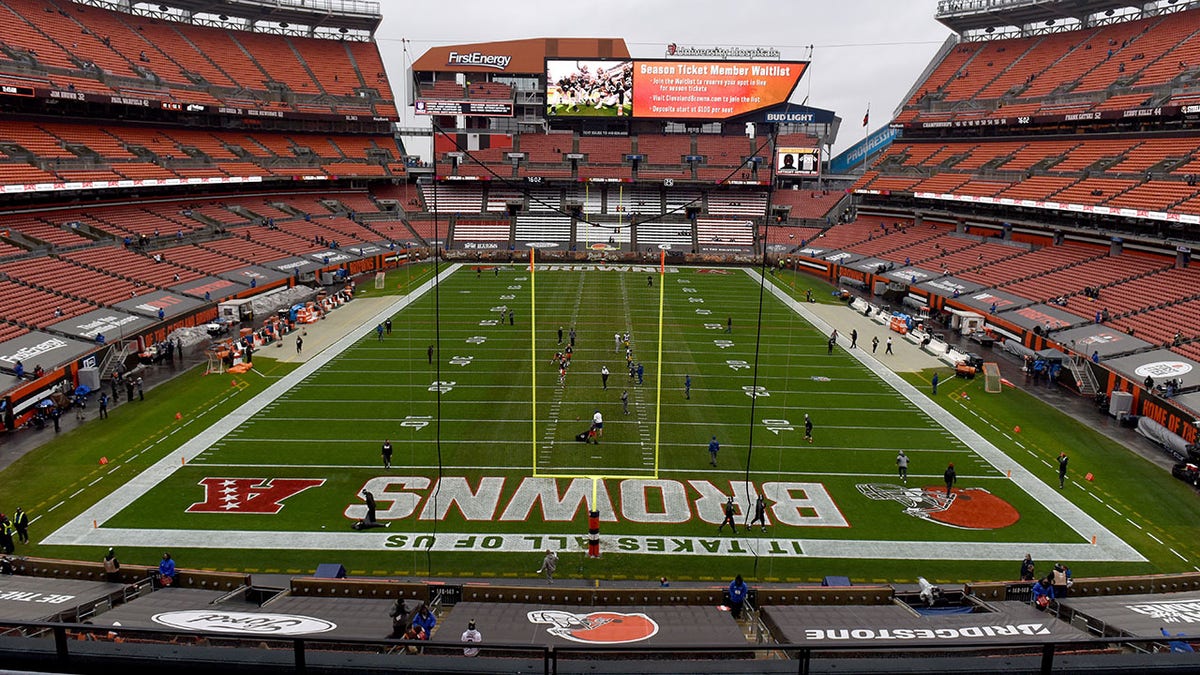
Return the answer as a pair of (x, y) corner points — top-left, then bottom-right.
(983, 362), (1002, 393)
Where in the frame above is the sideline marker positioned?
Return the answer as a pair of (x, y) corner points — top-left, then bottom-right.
(1006, 469), (1011, 478)
(91, 520), (97, 529)
(1085, 472), (1095, 481)
(1091, 535), (1097, 546)
(175, 412), (182, 420)
(98, 457), (108, 466)
(181, 456), (186, 466)
(1013, 425), (1021, 433)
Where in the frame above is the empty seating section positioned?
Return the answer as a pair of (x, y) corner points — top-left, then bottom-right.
(577, 220), (630, 245)
(1000, 252), (1168, 307)
(578, 165), (632, 180)
(0, 2), (77, 71)
(954, 179), (1012, 197)
(762, 225), (821, 246)
(133, 17), (237, 88)
(996, 176), (1078, 201)
(0, 122), (395, 187)
(63, 246), (202, 287)
(1051, 178), (1137, 204)
(514, 215), (571, 243)
(202, 236), (293, 266)
(934, 240), (1028, 275)
(453, 219), (510, 242)
(0, 278), (94, 328)
(1, 215), (91, 247)
(665, 189), (703, 215)
(974, 32), (1079, 100)
(899, 10), (1200, 127)
(422, 184), (483, 214)
(913, 174), (970, 194)
(875, 232), (979, 267)
(405, 219), (449, 242)
(1107, 182), (1200, 211)
(520, 134), (569, 164)
(612, 187), (661, 215)
(696, 219), (754, 247)
(635, 223), (692, 248)
(639, 134), (691, 165)
(234, 31), (317, 92)
(861, 136), (1200, 215)
(484, 188), (522, 213)
(1113, 301), (1200, 348)
(564, 187), (602, 214)
(158, 244), (244, 274)
(1064, 266), (1200, 318)
(707, 191), (767, 217)
(1109, 139), (1200, 173)
(467, 82), (512, 100)
(696, 135), (750, 167)
(86, 206), (196, 238)
(958, 243), (1099, 287)
(349, 41), (393, 99)
(845, 223), (950, 258)
(0, 0), (398, 117)
(941, 35), (1040, 101)
(578, 137), (630, 164)
(290, 36), (360, 97)
(421, 81), (464, 100)
(305, 216), (383, 244)
(325, 192), (383, 214)
(188, 204), (249, 226)
(905, 43), (984, 105)
(2, 255), (143, 305)
(526, 188), (561, 212)
(0, 237), (25, 258)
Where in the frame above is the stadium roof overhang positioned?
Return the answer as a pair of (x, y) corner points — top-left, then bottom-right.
(140, 0), (382, 33)
(412, 37), (631, 75)
(935, 0), (1136, 33)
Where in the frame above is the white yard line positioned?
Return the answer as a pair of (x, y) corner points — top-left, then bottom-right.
(749, 268), (1145, 563)
(43, 264), (1146, 564)
(42, 265), (461, 546)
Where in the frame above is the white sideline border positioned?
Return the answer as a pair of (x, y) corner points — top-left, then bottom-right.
(748, 268), (1144, 563)
(42, 264), (462, 547)
(43, 264), (1146, 562)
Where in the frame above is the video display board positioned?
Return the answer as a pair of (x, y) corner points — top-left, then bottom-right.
(776, 147), (820, 177)
(546, 59), (807, 120)
(415, 99), (514, 117)
(546, 59), (633, 117)
(632, 60), (807, 119)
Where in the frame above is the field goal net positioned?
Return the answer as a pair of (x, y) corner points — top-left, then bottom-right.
(983, 362), (1002, 393)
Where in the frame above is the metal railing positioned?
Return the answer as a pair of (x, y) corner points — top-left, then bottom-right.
(0, 619), (1189, 674)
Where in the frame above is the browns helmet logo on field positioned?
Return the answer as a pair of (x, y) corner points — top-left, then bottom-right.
(527, 610), (659, 644)
(857, 484), (1019, 530)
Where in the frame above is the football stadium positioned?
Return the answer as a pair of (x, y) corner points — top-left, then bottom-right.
(1, 0), (1200, 671)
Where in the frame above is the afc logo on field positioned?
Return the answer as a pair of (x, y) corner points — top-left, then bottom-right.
(187, 478), (326, 514)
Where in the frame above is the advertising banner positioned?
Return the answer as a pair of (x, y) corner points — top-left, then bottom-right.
(546, 59), (808, 120)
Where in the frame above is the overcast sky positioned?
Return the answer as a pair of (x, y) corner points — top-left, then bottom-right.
(372, 0), (954, 157)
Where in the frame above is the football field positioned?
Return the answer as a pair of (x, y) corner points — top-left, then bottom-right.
(41, 263), (1150, 581)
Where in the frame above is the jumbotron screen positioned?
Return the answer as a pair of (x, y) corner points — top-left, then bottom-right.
(546, 60), (633, 118)
(545, 59), (808, 120)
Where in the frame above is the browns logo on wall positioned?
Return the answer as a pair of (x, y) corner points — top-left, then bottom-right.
(527, 610), (659, 644)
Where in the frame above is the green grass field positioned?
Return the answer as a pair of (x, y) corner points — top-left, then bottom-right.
(11, 262), (1200, 584)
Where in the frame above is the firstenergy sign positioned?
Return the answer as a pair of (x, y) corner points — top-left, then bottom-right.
(447, 51), (512, 70)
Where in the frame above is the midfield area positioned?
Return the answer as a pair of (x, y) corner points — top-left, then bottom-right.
(71, 264), (1110, 567)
